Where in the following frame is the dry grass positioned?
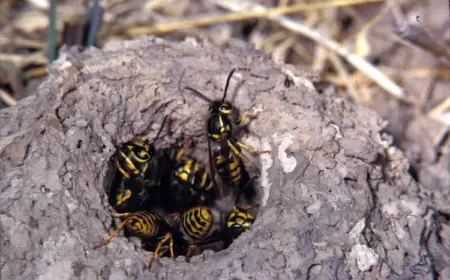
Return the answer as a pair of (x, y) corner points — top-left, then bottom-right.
(0, 0), (448, 127)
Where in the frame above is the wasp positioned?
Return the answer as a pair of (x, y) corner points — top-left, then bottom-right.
(166, 205), (224, 259)
(223, 205), (256, 248)
(208, 141), (256, 199)
(109, 177), (164, 213)
(166, 137), (217, 211)
(110, 116), (169, 212)
(94, 211), (175, 270)
(115, 115), (168, 180)
(184, 69), (269, 198)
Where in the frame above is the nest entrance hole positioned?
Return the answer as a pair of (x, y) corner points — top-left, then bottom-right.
(99, 132), (262, 265)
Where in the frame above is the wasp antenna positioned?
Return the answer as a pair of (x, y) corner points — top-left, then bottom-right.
(184, 87), (213, 103)
(154, 115), (168, 142)
(222, 68), (237, 103)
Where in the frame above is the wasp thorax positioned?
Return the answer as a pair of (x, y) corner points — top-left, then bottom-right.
(175, 159), (199, 184)
(208, 114), (233, 142)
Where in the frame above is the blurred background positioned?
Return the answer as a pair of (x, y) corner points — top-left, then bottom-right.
(0, 0), (449, 195)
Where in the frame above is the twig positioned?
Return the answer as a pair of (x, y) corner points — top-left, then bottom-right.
(428, 97), (450, 121)
(0, 62), (25, 99)
(87, 0), (103, 47)
(48, 0), (57, 62)
(381, 66), (450, 80)
(0, 89), (17, 106)
(0, 53), (48, 68)
(213, 0), (405, 100)
(271, 36), (296, 63)
(431, 113), (450, 126)
(328, 53), (360, 102)
(127, 0), (384, 36)
(292, 42), (313, 63)
(387, 0), (407, 27)
(395, 24), (450, 59)
(0, 36), (47, 50)
(342, 0), (398, 46)
(26, 0), (50, 10)
(312, 8), (336, 72)
(25, 67), (48, 79)
(260, 31), (287, 53)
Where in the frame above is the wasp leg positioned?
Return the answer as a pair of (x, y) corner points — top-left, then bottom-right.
(107, 205), (120, 215)
(227, 140), (258, 169)
(236, 140), (270, 155)
(176, 136), (192, 162)
(115, 158), (131, 179)
(111, 212), (132, 218)
(149, 233), (174, 270)
(115, 189), (132, 206)
(167, 212), (181, 222)
(235, 112), (258, 126)
(241, 204), (259, 211)
(185, 244), (198, 262)
(94, 218), (132, 249)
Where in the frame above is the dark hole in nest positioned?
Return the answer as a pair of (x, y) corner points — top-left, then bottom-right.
(99, 134), (262, 268)
(407, 165), (419, 182)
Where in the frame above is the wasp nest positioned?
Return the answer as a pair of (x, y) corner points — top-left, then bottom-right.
(0, 37), (445, 280)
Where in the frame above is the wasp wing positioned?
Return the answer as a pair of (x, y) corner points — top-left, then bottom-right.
(228, 136), (260, 172)
(208, 137), (230, 198)
(227, 137), (255, 203)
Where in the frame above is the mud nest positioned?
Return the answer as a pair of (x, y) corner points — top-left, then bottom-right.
(0, 36), (448, 279)
(98, 68), (266, 269)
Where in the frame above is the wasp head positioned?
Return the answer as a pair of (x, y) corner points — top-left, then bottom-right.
(129, 138), (152, 161)
(209, 101), (233, 115)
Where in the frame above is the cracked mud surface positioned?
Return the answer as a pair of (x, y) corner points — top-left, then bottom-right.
(0, 37), (448, 280)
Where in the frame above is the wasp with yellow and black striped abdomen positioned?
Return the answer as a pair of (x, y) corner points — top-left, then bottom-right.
(109, 116), (169, 212)
(223, 204), (256, 248)
(163, 137), (217, 211)
(184, 69), (269, 198)
(94, 211), (175, 270)
(207, 140), (256, 199)
(167, 205), (224, 259)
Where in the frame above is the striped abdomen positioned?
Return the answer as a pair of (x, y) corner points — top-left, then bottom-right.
(94, 211), (166, 250)
(196, 168), (214, 191)
(124, 211), (162, 238)
(175, 159), (214, 191)
(214, 151), (242, 186)
(226, 206), (255, 231)
(181, 206), (213, 241)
